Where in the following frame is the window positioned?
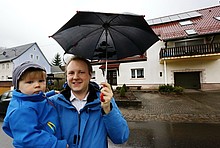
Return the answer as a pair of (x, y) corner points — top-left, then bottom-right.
(2, 64), (5, 69)
(179, 20), (193, 26)
(131, 68), (144, 78)
(36, 55), (39, 60)
(185, 29), (197, 35)
(6, 63), (9, 69)
(175, 39), (204, 47)
(31, 54), (33, 59)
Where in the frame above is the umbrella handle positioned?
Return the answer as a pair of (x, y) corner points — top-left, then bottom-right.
(100, 92), (105, 102)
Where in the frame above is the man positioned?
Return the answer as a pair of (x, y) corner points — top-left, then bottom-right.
(50, 56), (129, 148)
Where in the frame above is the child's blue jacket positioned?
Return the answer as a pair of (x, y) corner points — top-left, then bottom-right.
(2, 90), (67, 148)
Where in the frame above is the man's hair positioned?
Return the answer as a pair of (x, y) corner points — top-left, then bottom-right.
(65, 56), (92, 75)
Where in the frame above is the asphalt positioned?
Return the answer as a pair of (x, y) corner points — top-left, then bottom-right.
(119, 90), (220, 123)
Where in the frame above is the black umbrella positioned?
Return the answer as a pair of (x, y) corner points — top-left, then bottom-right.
(51, 11), (159, 79)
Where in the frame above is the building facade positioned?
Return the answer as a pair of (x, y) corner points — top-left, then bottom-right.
(0, 43), (51, 94)
(92, 5), (220, 91)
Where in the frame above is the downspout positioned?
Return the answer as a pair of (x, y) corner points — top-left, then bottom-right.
(163, 60), (167, 85)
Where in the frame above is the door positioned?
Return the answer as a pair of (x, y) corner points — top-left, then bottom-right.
(174, 72), (201, 89)
(107, 70), (117, 85)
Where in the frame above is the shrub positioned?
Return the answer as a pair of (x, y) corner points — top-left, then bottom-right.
(173, 86), (184, 94)
(159, 84), (184, 94)
(120, 85), (126, 97)
(122, 84), (128, 92)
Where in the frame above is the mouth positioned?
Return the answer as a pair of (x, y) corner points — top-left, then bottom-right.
(33, 91), (42, 94)
(72, 81), (82, 85)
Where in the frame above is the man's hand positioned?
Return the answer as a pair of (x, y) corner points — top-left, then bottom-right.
(100, 82), (113, 114)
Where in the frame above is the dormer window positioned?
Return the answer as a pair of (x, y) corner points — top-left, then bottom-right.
(214, 16), (220, 21)
(185, 29), (197, 35)
(179, 20), (193, 26)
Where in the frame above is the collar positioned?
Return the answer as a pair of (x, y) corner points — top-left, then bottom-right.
(70, 91), (89, 102)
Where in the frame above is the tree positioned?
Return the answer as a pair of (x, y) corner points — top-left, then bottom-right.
(51, 53), (62, 66)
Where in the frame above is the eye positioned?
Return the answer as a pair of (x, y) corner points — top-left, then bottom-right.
(39, 80), (45, 83)
(26, 81), (33, 84)
(68, 71), (74, 75)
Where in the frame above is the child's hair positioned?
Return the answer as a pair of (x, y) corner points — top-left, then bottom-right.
(12, 61), (46, 89)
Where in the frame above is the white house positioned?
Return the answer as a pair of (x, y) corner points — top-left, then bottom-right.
(0, 42), (51, 93)
(91, 5), (220, 91)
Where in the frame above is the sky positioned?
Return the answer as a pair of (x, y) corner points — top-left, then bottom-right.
(0, 0), (219, 63)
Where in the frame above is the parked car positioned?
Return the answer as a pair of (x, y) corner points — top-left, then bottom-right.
(0, 90), (12, 114)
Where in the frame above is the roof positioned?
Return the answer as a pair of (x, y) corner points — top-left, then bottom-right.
(51, 66), (64, 73)
(148, 5), (220, 41)
(99, 64), (120, 69)
(0, 43), (51, 66)
(0, 43), (35, 62)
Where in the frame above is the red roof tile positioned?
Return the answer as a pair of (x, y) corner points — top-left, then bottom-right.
(150, 5), (220, 40)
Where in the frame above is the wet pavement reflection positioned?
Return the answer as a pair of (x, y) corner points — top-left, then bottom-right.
(1, 120), (220, 148)
(109, 121), (220, 148)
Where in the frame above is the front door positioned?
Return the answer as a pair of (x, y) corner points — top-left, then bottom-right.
(107, 70), (117, 85)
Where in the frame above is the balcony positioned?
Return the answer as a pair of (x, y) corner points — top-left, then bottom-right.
(160, 43), (220, 60)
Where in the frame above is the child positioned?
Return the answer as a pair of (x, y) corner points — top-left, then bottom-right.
(2, 61), (68, 148)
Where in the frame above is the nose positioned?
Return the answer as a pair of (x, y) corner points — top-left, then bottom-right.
(34, 82), (41, 88)
(72, 73), (80, 79)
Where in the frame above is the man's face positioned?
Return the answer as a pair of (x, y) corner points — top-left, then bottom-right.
(66, 60), (91, 95)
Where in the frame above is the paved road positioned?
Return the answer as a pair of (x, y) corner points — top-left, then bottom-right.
(1, 90), (220, 147)
(120, 90), (220, 123)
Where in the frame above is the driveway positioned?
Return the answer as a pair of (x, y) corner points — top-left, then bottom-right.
(120, 90), (220, 123)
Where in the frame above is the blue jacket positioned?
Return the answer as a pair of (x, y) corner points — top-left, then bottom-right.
(2, 90), (67, 148)
(49, 82), (129, 148)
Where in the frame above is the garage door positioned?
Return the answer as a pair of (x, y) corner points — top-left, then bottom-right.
(174, 72), (201, 89)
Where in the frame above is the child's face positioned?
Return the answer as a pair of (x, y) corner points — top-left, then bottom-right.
(18, 71), (47, 95)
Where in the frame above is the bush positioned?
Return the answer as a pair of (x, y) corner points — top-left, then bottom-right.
(122, 84), (128, 92)
(173, 86), (184, 93)
(120, 85), (126, 97)
(159, 84), (184, 94)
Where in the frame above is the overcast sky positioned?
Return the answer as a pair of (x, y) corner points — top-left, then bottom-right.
(0, 0), (219, 63)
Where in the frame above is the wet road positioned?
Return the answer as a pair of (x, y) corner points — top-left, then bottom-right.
(109, 121), (220, 148)
(1, 121), (220, 148)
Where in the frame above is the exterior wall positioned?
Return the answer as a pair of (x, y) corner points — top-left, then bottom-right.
(0, 43), (51, 90)
(13, 44), (51, 73)
(92, 41), (166, 89)
(162, 57), (220, 90)
(0, 62), (13, 81)
(92, 40), (220, 90)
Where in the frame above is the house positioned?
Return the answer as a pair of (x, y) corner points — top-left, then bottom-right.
(91, 5), (220, 91)
(47, 65), (65, 90)
(0, 42), (51, 94)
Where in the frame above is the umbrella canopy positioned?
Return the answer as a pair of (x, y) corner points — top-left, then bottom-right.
(51, 11), (159, 60)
